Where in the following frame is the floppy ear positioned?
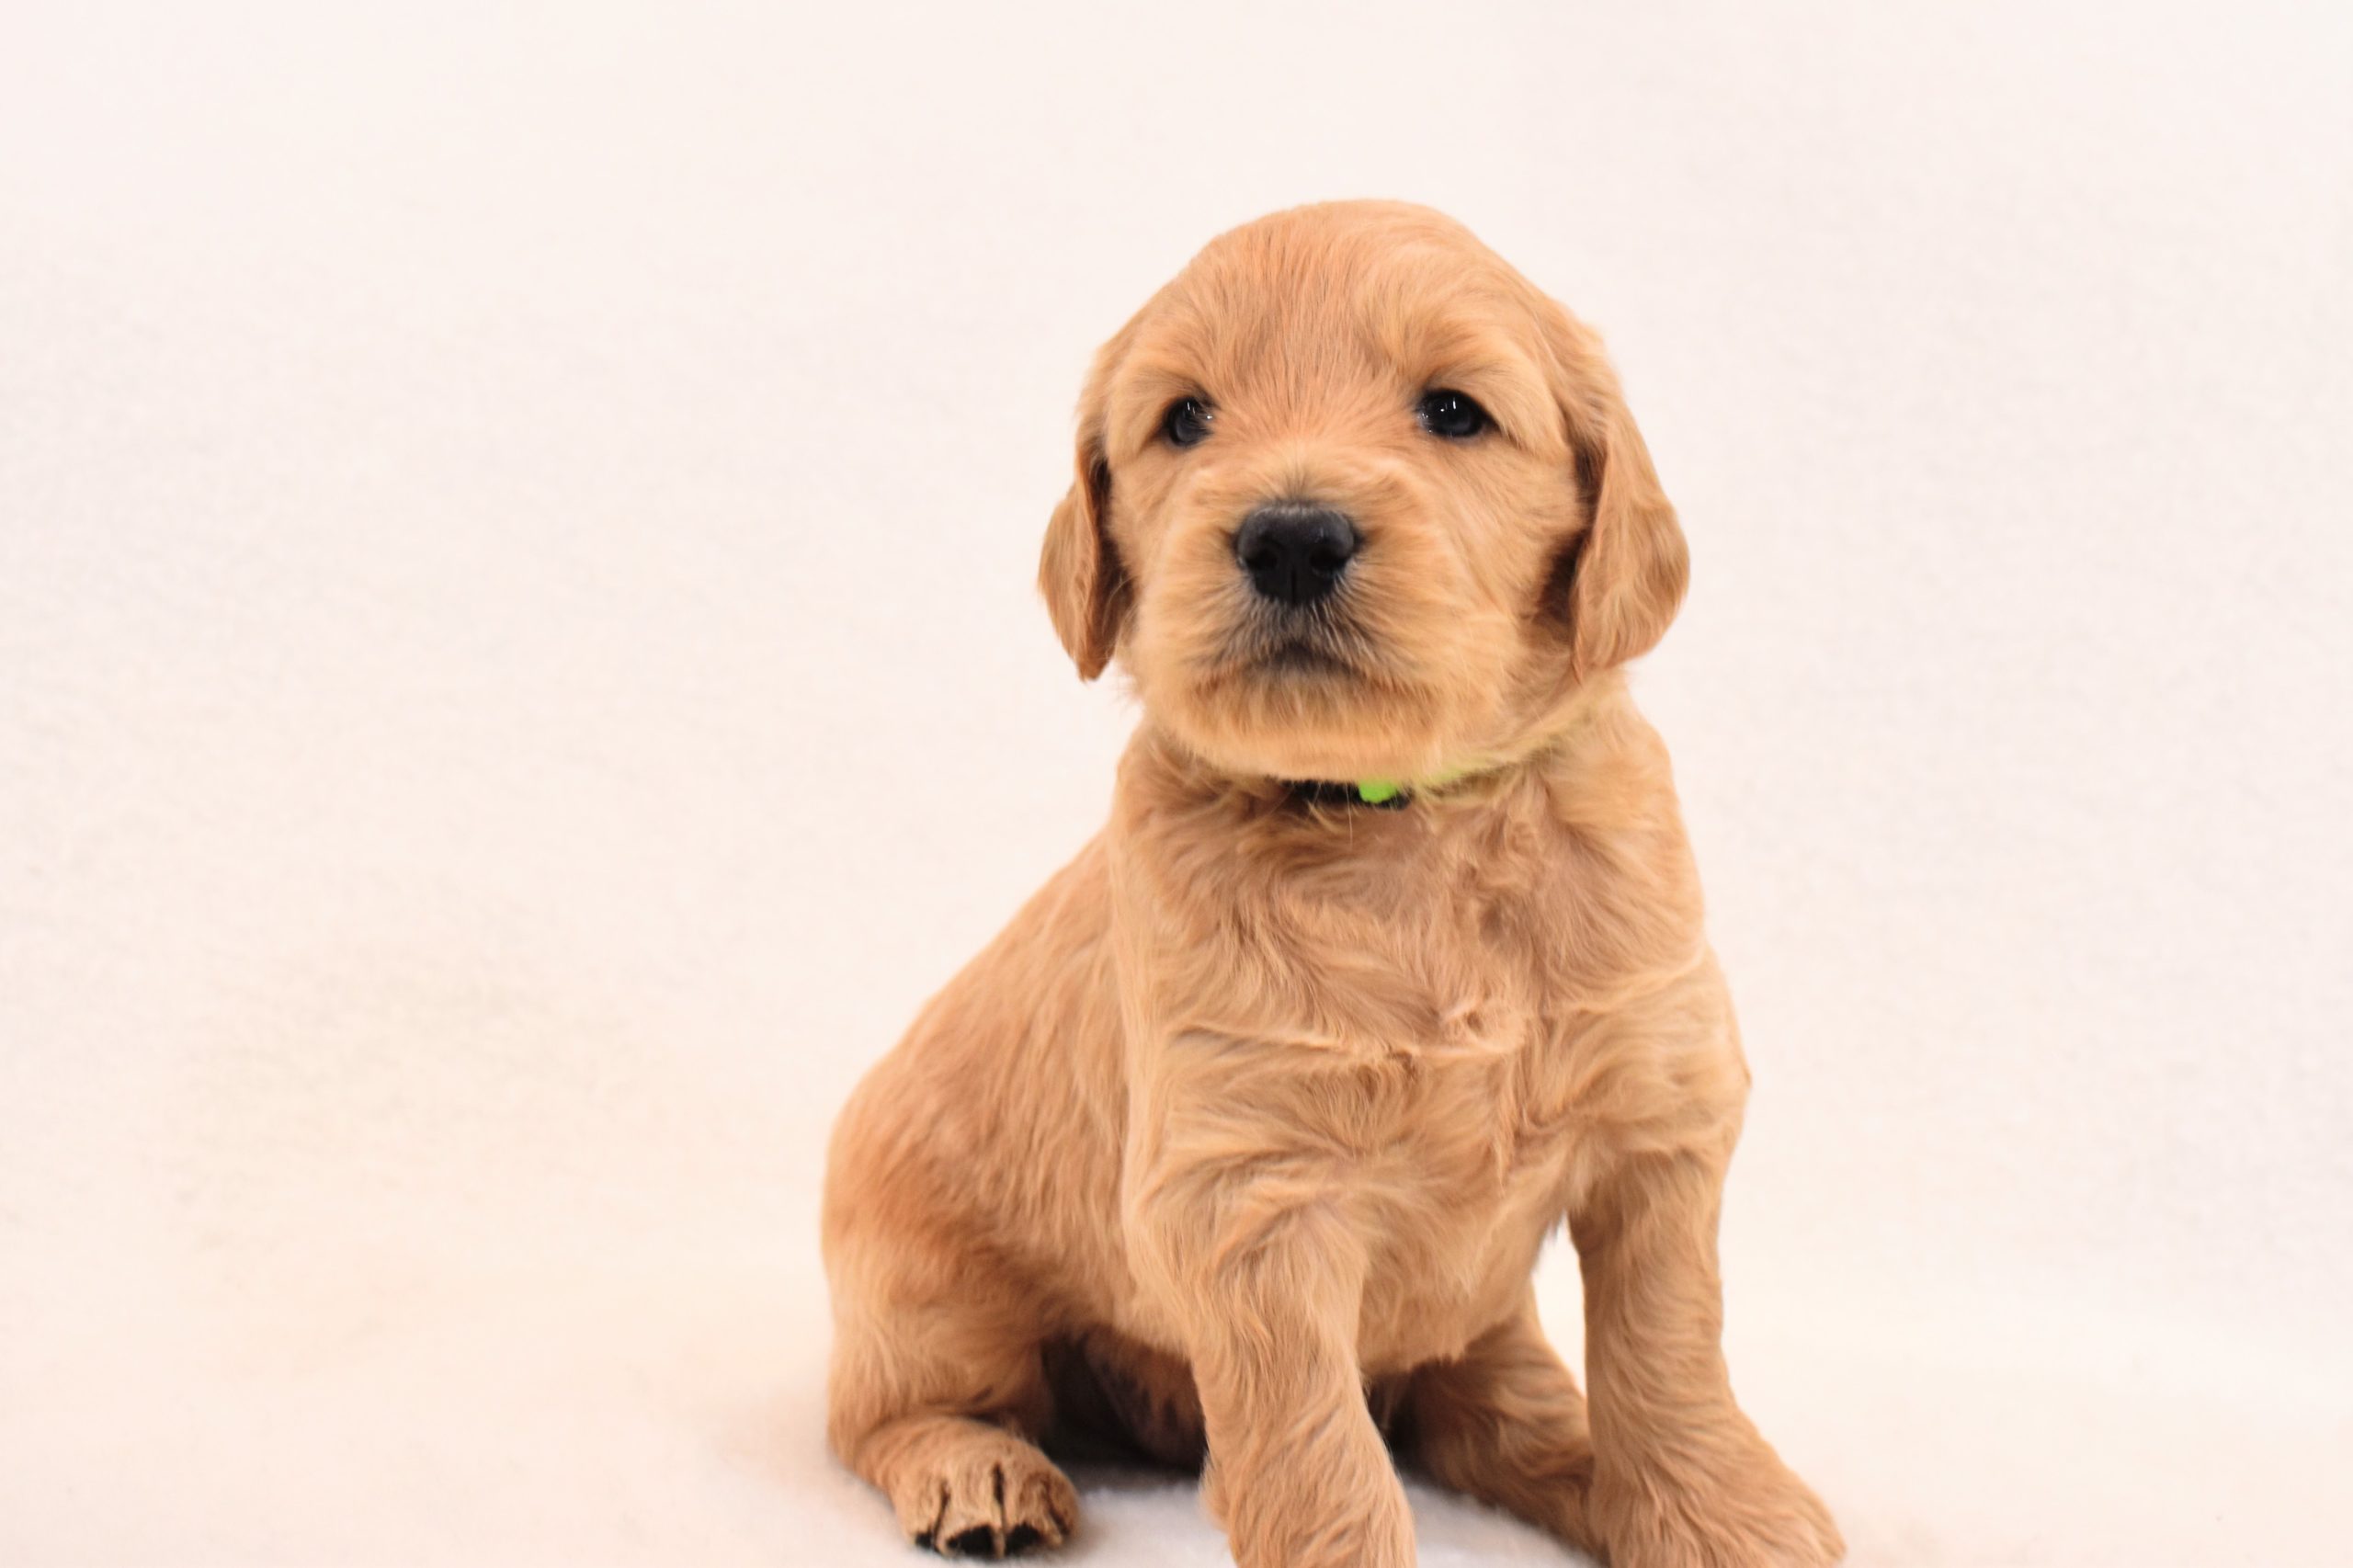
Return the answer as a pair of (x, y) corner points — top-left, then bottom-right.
(1038, 333), (1137, 680)
(1545, 309), (1689, 677)
(1037, 438), (1126, 680)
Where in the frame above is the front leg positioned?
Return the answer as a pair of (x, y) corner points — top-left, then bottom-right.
(1574, 1146), (1842, 1567)
(1131, 1190), (1412, 1568)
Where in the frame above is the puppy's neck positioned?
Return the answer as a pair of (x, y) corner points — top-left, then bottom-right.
(1127, 676), (1632, 823)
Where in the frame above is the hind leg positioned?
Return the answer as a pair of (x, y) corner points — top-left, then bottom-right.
(850, 1410), (1076, 1557)
(826, 1224), (1077, 1558)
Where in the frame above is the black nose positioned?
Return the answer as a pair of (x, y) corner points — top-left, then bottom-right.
(1233, 503), (1359, 607)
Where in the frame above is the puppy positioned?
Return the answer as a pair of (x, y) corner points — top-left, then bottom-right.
(822, 201), (1841, 1567)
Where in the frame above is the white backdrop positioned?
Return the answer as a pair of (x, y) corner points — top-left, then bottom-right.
(4, 4), (2349, 1564)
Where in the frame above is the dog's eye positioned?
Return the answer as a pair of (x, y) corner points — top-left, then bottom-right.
(1161, 396), (1213, 449)
(1416, 389), (1490, 440)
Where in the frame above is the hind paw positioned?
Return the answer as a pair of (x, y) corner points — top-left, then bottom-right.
(892, 1425), (1077, 1559)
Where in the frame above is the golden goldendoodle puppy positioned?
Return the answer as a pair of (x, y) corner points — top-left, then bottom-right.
(823, 200), (1841, 1568)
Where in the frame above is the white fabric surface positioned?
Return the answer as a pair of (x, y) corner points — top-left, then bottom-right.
(5, 3), (2349, 1563)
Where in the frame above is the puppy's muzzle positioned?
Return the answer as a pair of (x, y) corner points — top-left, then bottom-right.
(1233, 502), (1358, 608)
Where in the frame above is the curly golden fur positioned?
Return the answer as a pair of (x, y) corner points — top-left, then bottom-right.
(822, 200), (1842, 1566)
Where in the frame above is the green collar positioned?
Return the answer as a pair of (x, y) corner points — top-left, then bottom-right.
(1292, 764), (1472, 810)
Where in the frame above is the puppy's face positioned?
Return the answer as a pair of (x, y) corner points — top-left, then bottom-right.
(1040, 202), (1686, 783)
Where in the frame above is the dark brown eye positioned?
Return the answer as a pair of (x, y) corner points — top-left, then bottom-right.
(1416, 389), (1490, 439)
(1161, 396), (1213, 448)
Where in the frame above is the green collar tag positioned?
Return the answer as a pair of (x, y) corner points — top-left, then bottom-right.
(1351, 764), (1469, 805)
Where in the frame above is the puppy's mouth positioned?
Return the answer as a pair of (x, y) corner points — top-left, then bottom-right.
(1255, 638), (1358, 678)
(1193, 603), (1394, 696)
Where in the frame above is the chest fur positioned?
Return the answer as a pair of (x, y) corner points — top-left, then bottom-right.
(1109, 784), (1702, 1363)
(1342, 1051), (1585, 1368)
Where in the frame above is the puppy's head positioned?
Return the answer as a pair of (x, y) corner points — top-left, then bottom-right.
(1040, 201), (1685, 784)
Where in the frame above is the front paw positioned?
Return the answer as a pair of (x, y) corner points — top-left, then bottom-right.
(1205, 1445), (1415, 1568)
(1594, 1443), (1842, 1568)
